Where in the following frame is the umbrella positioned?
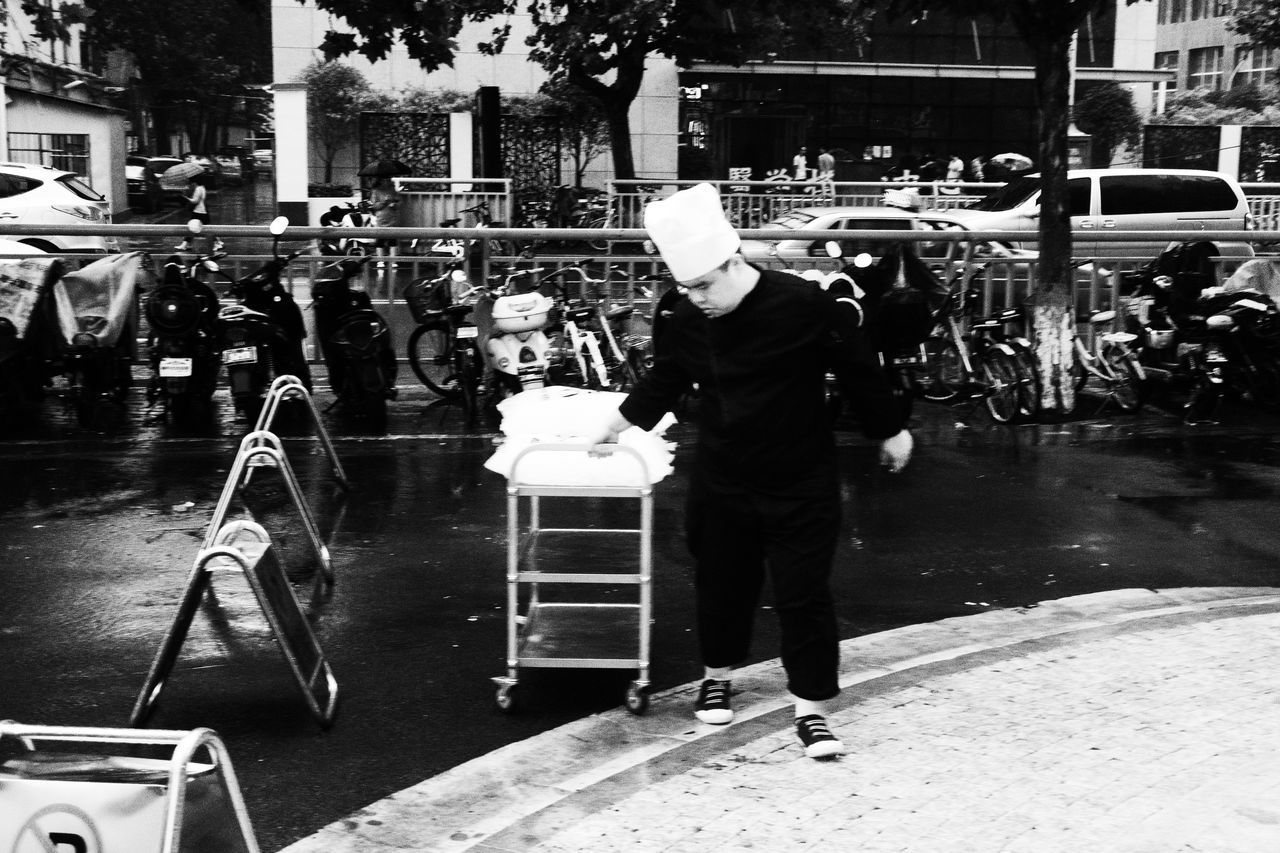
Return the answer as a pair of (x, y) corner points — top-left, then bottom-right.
(358, 159), (411, 177)
(161, 161), (208, 185)
(989, 152), (1034, 172)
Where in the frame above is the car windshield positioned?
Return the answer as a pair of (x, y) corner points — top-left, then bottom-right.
(966, 175), (1041, 211)
(763, 212), (816, 230)
(58, 175), (105, 202)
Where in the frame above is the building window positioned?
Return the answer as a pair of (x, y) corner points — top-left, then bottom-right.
(1191, 0), (1208, 19)
(1232, 46), (1277, 88)
(6, 133), (92, 180)
(1214, 1), (1233, 15)
(1155, 51), (1179, 98)
(1188, 46), (1224, 90)
(1169, 0), (1185, 23)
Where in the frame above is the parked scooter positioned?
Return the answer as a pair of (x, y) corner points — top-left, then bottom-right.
(215, 216), (313, 420)
(0, 255), (64, 422)
(312, 255), (397, 421)
(486, 266), (553, 396)
(52, 252), (147, 430)
(318, 200), (378, 256)
(144, 240), (223, 423)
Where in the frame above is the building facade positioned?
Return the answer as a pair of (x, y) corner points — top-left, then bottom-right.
(1, 2), (128, 212)
(271, 1), (1164, 199)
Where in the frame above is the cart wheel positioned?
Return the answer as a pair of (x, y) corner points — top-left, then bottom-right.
(625, 683), (649, 715)
(495, 683), (519, 714)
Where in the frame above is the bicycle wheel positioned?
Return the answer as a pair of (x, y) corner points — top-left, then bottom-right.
(918, 337), (964, 403)
(977, 347), (1020, 424)
(583, 215), (610, 252)
(1004, 339), (1041, 420)
(1100, 343), (1146, 413)
(408, 322), (461, 399)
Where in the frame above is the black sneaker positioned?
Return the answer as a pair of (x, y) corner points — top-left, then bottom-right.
(795, 714), (844, 759)
(694, 679), (733, 724)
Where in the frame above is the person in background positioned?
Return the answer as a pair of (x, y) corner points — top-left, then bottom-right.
(174, 172), (223, 253)
(817, 147), (836, 179)
(970, 155), (988, 183)
(369, 176), (401, 271)
(584, 183), (913, 760)
(793, 146), (810, 181)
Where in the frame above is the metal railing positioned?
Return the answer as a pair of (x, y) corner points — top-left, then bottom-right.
(0, 222), (1272, 368)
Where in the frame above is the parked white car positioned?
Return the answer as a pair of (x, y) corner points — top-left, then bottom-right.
(946, 168), (1256, 260)
(0, 162), (116, 253)
(739, 205), (975, 266)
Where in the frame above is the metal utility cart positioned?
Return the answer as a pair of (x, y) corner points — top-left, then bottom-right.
(492, 442), (655, 714)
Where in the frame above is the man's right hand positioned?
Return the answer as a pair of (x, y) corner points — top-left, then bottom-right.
(583, 409), (633, 456)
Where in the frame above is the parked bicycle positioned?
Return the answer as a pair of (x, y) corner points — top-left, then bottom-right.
(536, 262), (653, 392)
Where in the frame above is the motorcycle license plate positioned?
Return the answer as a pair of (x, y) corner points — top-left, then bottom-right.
(456, 326), (478, 339)
(159, 357), (193, 378)
(221, 346), (258, 365)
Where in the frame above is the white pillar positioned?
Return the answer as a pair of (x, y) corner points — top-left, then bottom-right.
(1219, 125), (1242, 180)
(273, 82), (310, 222)
(449, 112), (473, 191)
(0, 80), (9, 159)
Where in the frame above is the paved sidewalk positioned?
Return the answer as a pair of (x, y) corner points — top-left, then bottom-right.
(279, 586), (1280, 853)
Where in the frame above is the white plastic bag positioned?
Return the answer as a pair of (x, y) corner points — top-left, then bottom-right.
(484, 387), (677, 486)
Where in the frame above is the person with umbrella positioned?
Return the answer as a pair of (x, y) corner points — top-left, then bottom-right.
(360, 160), (408, 271)
(173, 170), (223, 253)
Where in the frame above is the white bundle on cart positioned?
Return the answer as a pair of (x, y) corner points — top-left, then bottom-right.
(484, 386), (677, 486)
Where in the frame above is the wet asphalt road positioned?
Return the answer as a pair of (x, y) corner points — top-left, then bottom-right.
(6, 382), (1280, 850)
(4, 182), (1280, 850)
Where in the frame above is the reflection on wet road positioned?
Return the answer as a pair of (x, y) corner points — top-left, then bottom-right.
(7, 179), (1280, 850)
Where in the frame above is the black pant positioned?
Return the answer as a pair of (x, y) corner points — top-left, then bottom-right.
(685, 470), (842, 701)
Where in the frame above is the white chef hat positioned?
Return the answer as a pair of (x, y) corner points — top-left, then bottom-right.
(643, 183), (741, 282)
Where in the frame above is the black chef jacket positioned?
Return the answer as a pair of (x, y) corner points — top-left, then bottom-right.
(619, 267), (903, 490)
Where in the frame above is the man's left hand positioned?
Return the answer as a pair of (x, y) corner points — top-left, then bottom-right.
(879, 429), (913, 473)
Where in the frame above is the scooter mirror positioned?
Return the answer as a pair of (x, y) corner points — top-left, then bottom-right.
(450, 269), (468, 283)
(269, 215), (289, 236)
(823, 240), (843, 259)
(852, 253), (873, 268)
(186, 218), (204, 235)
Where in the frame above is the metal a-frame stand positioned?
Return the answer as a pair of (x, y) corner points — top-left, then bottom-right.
(0, 721), (260, 853)
(130, 377), (346, 728)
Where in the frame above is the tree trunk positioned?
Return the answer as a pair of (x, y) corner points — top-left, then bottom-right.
(1026, 29), (1075, 413)
(602, 96), (636, 181)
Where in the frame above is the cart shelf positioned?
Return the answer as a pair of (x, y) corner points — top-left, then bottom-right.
(493, 443), (656, 715)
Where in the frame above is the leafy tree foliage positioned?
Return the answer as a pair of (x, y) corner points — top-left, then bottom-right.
(1229, 0), (1280, 47)
(299, 61), (393, 184)
(82, 0), (270, 153)
(303, 0), (874, 179)
(1074, 81), (1141, 166)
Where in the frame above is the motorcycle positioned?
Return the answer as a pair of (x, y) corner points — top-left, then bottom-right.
(318, 200), (378, 256)
(52, 252), (147, 430)
(1120, 265), (1280, 421)
(144, 247), (223, 423)
(215, 216), (313, 421)
(485, 267), (554, 397)
(0, 256), (64, 423)
(312, 255), (397, 421)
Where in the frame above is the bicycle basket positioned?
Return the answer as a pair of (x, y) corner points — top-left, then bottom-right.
(404, 276), (451, 323)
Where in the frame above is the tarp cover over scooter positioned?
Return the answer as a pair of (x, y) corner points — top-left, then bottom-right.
(0, 257), (63, 339)
(52, 251), (149, 347)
